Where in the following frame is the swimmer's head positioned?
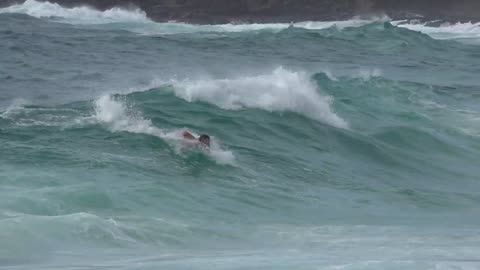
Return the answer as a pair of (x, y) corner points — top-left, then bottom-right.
(199, 134), (210, 147)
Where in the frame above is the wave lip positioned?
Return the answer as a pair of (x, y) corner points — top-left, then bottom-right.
(169, 67), (348, 129)
(0, 0), (151, 24)
(393, 20), (480, 43)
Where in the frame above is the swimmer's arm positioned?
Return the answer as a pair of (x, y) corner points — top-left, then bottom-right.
(183, 131), (196, 140)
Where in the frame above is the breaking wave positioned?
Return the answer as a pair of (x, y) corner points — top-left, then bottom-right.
(0, 0), (150, 24)
(166, 67), (348, 129)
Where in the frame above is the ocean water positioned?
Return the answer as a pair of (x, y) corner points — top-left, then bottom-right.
(1, 1), (480, 269)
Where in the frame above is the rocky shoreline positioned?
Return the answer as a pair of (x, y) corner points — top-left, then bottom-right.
(2, 0), (480, 23)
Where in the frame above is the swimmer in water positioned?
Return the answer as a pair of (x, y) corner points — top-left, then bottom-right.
(183, 131), (210, 148)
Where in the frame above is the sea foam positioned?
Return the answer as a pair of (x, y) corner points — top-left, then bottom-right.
(94, 95), (235, 165)
(167, 67), (349, 129)
(0, 0), (150, 24)
(3, 1), (480, 43)
(393, 21), (480, 43)
(0, 1), (380, 32)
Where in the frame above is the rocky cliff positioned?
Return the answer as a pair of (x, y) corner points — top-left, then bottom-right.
(2, 0), (480, 23)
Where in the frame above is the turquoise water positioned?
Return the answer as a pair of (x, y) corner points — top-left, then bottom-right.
(1, 1), (480, 269)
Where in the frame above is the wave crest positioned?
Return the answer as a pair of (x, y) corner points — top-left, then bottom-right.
(0, 0), (150, 24)
(168, 67), (348, 129)
(394, 20), (480, 43)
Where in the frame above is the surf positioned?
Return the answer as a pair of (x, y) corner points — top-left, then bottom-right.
(0, 0), (150, 24)
(2, 0), (480, 44)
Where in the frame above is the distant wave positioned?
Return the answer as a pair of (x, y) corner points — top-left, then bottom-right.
(143, 18), (386, 34)
(0, 0), (380, 32)
(393, 21), (480, 43)
(2, 0), (480, 43)
(0, 0), (150, 24)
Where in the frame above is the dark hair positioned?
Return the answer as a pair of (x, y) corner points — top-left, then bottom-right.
(199, 134), (210, 141)
(199, 134), (210, 146)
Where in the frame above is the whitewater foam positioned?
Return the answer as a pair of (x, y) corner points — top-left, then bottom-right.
(0, 1), (382, 34)
(0, 98), (28, 119)
(0, 99), (90, 127)
(296, 15), (390, 30)
(394, 21), (480, 43)
(0, 0), (150, 24)
(94, 95), (159, 135)
(3, 1), (480, 43)
(94, 95), (235, 165)
(124, 19), (384, 35)
(357, 68), (383, 80)
(167, 67), (348, 129)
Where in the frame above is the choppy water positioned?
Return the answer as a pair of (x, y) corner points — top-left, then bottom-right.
(1, 1), (480, 269)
